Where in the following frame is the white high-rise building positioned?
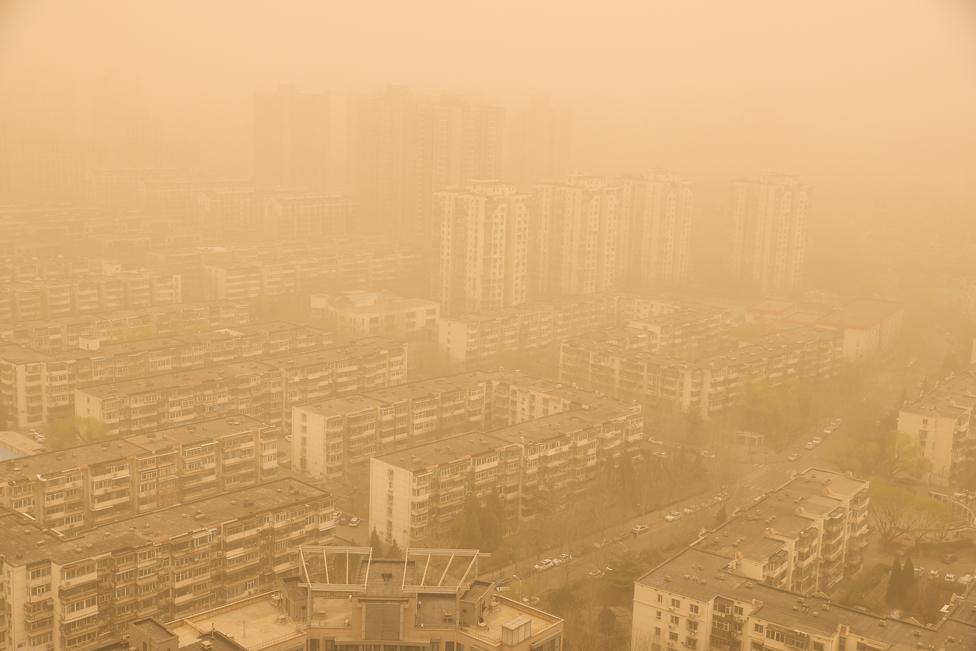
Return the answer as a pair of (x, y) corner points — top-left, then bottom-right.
(619, 172), (693, 287)
(533, 176), (622, 297)
(730, 175), (809, 295)
(434, 181), (529, 315)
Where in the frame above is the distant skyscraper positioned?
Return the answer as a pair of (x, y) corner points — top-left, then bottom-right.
(253, 85), (330, 191)
(533, 176), (621, 297)
(730, 175), (809, 295)
(353, 87), (505, 239)
(619, 172), (693, 287)
(509, 98), (573, 188)
(434, 181), (529, 315)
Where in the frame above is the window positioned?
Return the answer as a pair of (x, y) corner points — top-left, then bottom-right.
(754, 624), (764, 634)
(689, 604), (699, 615)
(671, 598), (681, 608)
(670, 615), (679, 625)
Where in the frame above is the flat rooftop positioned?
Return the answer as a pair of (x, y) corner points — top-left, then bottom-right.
(0, 478), (329, 566)
(169, 595), (303, 649)
(0, 438), (149, 483)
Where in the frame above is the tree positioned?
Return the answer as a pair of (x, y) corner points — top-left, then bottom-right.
(370, 528), (383, 553)
(901, 555), (917, 609)
(481, 491), (505, 551)
(596, 607), (617, 646)
(617, 453), (636, 499)
(877, 431), (929, 483)
(871, 480), (957, 548)
(885, 557), (903, 605)
(456, 495), (483, 549)
(712, 503), (728, 529)
(388, 539), (402, 560)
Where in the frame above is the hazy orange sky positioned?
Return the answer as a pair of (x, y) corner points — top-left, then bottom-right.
(2, 0), (974, 204)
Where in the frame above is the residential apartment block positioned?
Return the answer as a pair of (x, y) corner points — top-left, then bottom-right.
(437, 295), (616, 365)
(293, 370), (613, 480)
(311, 290), (440, 340)
(0, 415), (279, 533)
(898, 371), (976, 486)
(75, 338), (408, 436)
(619, 173), (693, 287)
(0, 321), (331, 429)
(630, 471), (976, 651)
(370, 400), (644, 547)
(559, 326), (839, 419)
(533, 176), (622, 297)
(434, 181), (530, 315)
(730, 175), (809, 296)
(0, 478), (334, 650)
(0, 301), (254, 352)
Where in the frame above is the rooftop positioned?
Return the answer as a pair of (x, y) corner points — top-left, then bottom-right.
(169, 594), (302, 649)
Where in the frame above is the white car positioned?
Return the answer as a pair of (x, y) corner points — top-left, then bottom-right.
(664, 512), (682, 522)
(804, 441), (816, 450)
(632, 524), (649, 535)
(812, 437), (823, 445)
(588, 569), (604, 577)
(959, 574), (973, 585)
(787, 453), (800, 462)
(348, 516), (362, 527)
(701, 449), (716, 459)
(533, 559), (553, 571)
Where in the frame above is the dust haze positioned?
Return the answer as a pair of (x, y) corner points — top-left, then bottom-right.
(0, 1), (975, 650)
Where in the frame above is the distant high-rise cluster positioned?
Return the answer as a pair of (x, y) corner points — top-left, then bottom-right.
(730, 174), (809, 295)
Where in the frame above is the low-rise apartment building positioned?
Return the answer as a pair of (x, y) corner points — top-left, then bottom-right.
(311, 290), (440, 340)
(0, 301), (254, 352)
(293, 370), (617, 480)
(0, 477), (335, 651)
(75, 338), (407, 436)
(437, 296), (616, 365)
(0, 415), (280, 533)
(560, 326), (839, 419)
(0, 321), (331, 429)
(898, 371), (976, 486)
(370, 401), (644, 547)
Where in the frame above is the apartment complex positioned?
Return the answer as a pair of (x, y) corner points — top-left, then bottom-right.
(75, 338), (408, 436)
(560, 326), (839, 419)
(0, 301), (254, 352)
(0, 321), (331, 429)
(615, 294), (739, 354)
(311, 290), (440, 340)
(437, 295), (616, 365)
(630, 474), (976, 651)
(0, 478), (334, 650)
(293, 370), (612, 480)
(370, 400), (644, 547)
(434, 181), (530, 315)
(898, 371), (976, 487)
(0, 272), (182, 324)
(124, 547), (563, 651)
(0, 415), (280, 533)
(619, 173), (693, 287)
(533, 176), (622, 296)
(817, 298), (904, 362)
(730, 175), (809, 296)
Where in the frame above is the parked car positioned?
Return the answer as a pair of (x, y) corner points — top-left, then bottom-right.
(787, 453), (800, 462)
(593, 539), (609, 549)
(588, 569), (604, 577)
(804, 441), (816, 450)
(811, 437), (823, 445)
(959, 574), (973, 585)
(604, 566), (616, 574)
(632, 524), (649, 535)
(701, 449), (716, 459)
(914, 566), (924, 577)
(929, 569), (941, 579)
(558, 553), (572, 562)
(533, 559), (553, 571)
(664, 511), (682, 522)
(653, 451), (667, 459)
(945, 573), (957, 583)
(348, 516), (362, 527)
(337, 514), (350, 526)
